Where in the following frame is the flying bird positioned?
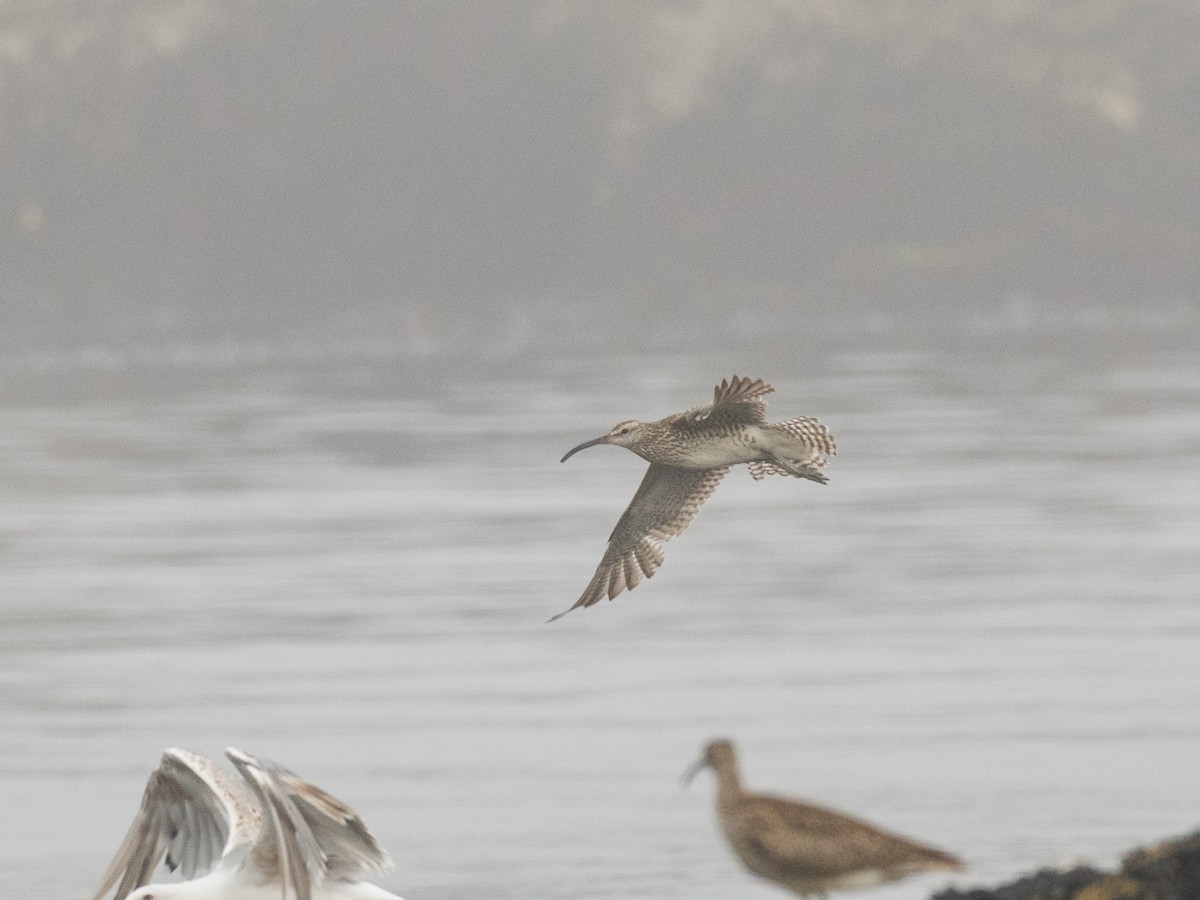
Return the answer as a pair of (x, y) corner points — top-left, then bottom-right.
(93, 747), (403, 900)
(552, 376), (835, 620)
(684, 739), (964, 898)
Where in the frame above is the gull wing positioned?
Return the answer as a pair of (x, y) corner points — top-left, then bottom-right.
(677, 375), (774, 428)
(92, 748), (259, 900)
(226, 748), (328, 900)
(551, 463), (730, 620)
(272, 767), (394, 880)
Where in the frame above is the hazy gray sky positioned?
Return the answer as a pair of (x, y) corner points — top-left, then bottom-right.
(3, 1), (1197, 349)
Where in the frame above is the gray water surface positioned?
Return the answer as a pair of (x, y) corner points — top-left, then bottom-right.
(2, 334), (1199, 899)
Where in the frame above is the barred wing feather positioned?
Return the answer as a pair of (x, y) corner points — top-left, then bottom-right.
(551, 464), (730, 620)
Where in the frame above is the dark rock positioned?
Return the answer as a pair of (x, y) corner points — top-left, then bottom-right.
(933, 831), (1200, 900)
(933, 864), (1107, 900)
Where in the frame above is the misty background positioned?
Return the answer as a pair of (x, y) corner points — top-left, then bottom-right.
(3, 1), (1198, 354)
(4, 4), (1200, 900)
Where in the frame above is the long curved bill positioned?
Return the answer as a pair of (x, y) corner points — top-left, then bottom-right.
(560, 434), (610, 463)
(681, 755), (706, 786)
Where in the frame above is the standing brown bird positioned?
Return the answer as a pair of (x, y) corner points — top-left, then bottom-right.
(684, 739), (964, 899)
(551, 376), (835, 621)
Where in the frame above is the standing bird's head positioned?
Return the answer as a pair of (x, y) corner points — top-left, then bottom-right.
(682, 738), (737, 784)
(561, 420), (648, 461)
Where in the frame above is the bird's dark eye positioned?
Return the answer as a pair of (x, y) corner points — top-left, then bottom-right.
(619, 427), (630, 435)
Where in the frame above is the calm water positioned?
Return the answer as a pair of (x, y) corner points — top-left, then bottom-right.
(2, 328), (1199, 900)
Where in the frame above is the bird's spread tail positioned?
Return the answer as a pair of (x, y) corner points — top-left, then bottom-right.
(774, 415), (836, 455)
(750, 416), (836, 482)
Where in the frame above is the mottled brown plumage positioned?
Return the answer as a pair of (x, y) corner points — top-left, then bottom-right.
(552, 376), (835, 620)
(685, 739), (964, 899)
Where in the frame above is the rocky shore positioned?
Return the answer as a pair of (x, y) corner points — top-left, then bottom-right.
(934, 832), (1200, 900)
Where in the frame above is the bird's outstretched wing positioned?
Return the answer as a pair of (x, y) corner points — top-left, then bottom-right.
(551, 463), (730, 620)
(676, 375), (774, 429)
(272, 761), (394, 880)
(226, 748), (393, 889)
(92, 749), (259, 900)
(226, 749), (331, 900)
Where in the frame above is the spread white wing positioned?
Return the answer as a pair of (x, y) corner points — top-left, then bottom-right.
(92, 748), (260, 900)
(226, 747), (393, 893)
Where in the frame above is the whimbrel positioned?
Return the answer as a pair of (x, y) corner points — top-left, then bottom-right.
(93, 747), (403, 900)
(684, 739), (964, 899)
(552, 375), (835, 620)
